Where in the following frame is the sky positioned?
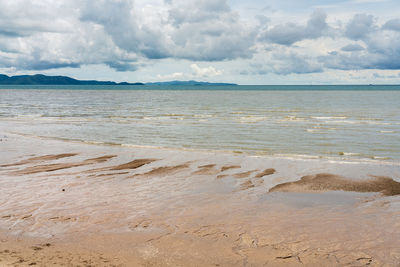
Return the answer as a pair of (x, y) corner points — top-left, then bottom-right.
(1, 0), (400, 84)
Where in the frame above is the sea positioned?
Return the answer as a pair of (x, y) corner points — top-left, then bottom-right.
(0, 85), (399, 163)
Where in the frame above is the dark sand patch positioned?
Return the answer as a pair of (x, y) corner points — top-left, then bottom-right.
(255, 168), (276, 178)
(193, 164), (220, 175)
(132, 163), (190, 177)
(238, 180), (255, 191)
(269, 173), (400, 196)
(1, 153), (78, 167)
(233, 170), (258, 179)
(13, 155), (116, 175)
(49, 216), (74, 222)
(110, 158), (157, 171)
(216, 174), (228, 179)
(221, 165), (241, 172)
(86, 155), (117, 163)
(94, 172), (130, 177)
(84, 158), (157, 175)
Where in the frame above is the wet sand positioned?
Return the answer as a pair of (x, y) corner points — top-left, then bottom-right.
(1, 133), (400, 266)
(270, 173), (400, 196)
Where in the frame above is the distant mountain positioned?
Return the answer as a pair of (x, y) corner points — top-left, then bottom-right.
(146, 80), (237, 86)
(0, 74), (144, 85)
(0, 74), (237, 86)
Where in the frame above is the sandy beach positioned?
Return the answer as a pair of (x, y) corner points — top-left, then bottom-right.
(2, 0), (400, 264)
(0, 133), (400, 266)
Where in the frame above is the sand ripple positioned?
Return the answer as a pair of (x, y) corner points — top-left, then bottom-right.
(269, 173), (400, 196)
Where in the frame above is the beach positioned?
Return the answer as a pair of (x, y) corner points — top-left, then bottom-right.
(1, 87), (400, 266)
(2, 0), (400, 263)
(1, 132), (399, 266)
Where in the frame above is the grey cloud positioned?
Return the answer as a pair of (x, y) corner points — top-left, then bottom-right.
(0, 1), (75, 38)
(79, 0), (255, 63)
(255, 15), (270, 27)
(167, 0), (256, 61)
(11, 46), (82, 70)
(23, 61), (80, 71)
(341, 44), (365, 52)
(105, 61), (138, 72)
(316, 14), (400, 71)
(79, 0), (252, 62)
(0, 30), (24, 38)
(320, 31), (400, 71)
(319, 52), (368, 70)
(168, 19), (256, 61)
(259, 10), (330, 45)
(382, 19), (400, 31)
(167, 0), (230, 26)
(271, 52), (323, 74)
(247, 50), (323, 75)
(80, 1), (140, 52)
(345, 14), (374, 40)
(363, 30), (400, 69)
(0, 54), (80, 71)
(80, 0), (170, 59)
(0, 42), (19, 54)
(373, 73), (399, 79)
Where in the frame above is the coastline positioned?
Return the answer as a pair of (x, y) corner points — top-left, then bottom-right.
(1, 133), (400, 266)
(5, 131), (400, 167)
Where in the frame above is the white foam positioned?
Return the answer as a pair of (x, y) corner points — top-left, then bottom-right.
(279, 116), (307, 122)
(239, 116), (267, 123)
(312, 116), (347, 120)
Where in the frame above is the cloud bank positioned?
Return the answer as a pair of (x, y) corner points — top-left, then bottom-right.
(0, 0), (399, 80)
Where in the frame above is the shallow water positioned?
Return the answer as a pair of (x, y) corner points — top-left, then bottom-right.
(0, 86), (399, 162)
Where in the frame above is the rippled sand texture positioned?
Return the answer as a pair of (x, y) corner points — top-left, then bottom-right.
(1, 134), (400, 266)
(270, 173), (400, 196)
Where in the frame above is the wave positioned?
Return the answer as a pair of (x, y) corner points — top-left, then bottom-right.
(279, 116), (307, 122)
(322, 119), (392, 125)
(312, 116), (347, 120)
(306, 129), (328, 134)
(5, 131), (399, 166)
(338, 152), (360, 156)
(239, 116), (268, 123)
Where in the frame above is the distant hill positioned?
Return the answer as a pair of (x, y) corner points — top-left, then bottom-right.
(0, 74), (144, 85)
(147, 80), (237, 86)
(0, 74), (237, 86)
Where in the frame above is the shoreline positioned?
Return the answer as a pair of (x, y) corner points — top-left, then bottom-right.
(1, 133), (399, 266)
(5, 131), (400, 167)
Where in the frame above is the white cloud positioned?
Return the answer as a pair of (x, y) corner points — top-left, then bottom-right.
(190, 64), (223, 77)
(157, 72), (185, 80)
(155, 63), (223, 81)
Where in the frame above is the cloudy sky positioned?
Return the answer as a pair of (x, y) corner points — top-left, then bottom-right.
(1, 0), (400, 84)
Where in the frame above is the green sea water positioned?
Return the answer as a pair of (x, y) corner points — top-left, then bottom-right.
(0, 85), (399, 162)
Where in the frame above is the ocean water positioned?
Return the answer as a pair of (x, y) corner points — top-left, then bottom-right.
(0, 85), (399, 163)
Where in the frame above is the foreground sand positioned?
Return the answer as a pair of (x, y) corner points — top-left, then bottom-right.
(0, 133), (400, 266)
